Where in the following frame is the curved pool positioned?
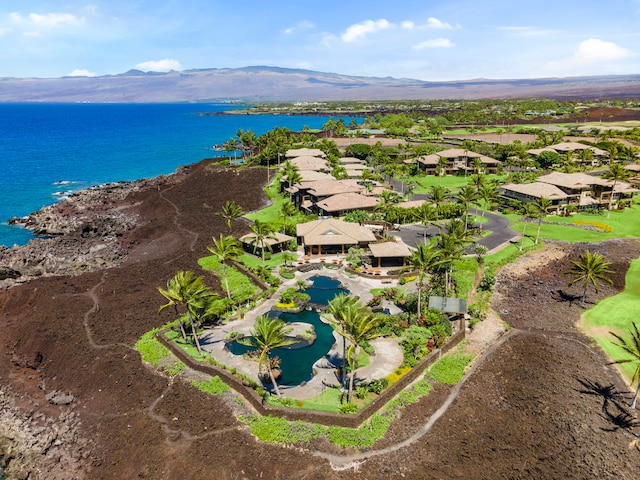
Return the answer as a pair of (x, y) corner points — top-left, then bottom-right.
(226, 275), (347, 386)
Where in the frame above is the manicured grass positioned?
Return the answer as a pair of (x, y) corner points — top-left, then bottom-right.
(483, 236), (540, 268)
(239, 251), (292, 270)
(402, 174), (507, 193)
(134, 327), (171, 366)
(452, 257), (479, 299)
(583, 256), (640, 382)
(198, 255), (259, 303)
(244, 178), (308, 227)
(506, 203), (640, 243)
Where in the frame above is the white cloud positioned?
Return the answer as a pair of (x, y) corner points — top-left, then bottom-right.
(10, 12), (84, 27)
(545, 38), (635, 74)
(29, 13), (84, 27)
(66, 69), (96, 77)
(341, 19), (392, 42)
(574, 38), (633, 62)
(283, 20), (314, 35)
(412, 38), (455, 50)
(401, 21), (415, 29)
(135, 59), (182, 72)
(425, 17), (453, 29)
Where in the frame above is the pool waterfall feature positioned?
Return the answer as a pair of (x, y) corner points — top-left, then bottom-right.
(226, 275), (349, 386)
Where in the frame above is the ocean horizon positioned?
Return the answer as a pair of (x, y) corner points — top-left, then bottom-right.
(0, 103), (357, 247)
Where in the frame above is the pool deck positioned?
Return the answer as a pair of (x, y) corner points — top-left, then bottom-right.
(199, 263), (406, 400)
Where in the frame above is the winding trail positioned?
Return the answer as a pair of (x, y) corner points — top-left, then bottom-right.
(158, 185), (199, 253)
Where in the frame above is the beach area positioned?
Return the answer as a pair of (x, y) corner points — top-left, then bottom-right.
(1, 158), (639, 478)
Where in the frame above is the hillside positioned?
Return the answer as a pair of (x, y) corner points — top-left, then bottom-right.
(2, 66), (640, 102)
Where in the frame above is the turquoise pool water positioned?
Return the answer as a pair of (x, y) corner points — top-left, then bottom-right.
(227, 275), (348, 386)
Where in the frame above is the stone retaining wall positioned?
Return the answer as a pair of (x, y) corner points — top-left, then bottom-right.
(157, 318), (465, 429)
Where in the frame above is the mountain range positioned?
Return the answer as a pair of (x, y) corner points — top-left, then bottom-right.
(1, 66), (640, 102)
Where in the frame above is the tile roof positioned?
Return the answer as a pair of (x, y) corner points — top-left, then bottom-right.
(368, 241), (412, 258)
(297, 219), (376, 246)
(315, 192), (378, 213)
(501, 182), (568, 200)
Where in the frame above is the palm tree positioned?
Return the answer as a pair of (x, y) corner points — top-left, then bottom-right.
(375, 190), (399, 220)
(281, 160), (302, 201)
(533, 196), (554, 244)
(237, 315), (296, 398)
(326, 293), (359, 388)
(603, 162), (632, 218)
(456, 185), (479, 232)
(410, 242), (443, 319)
(413, 203), (438, 242)
(158, 270), (196, 342)
(564, 250), (614, 304)
(246, 220), (277, 266)
(279, 200), (298, 234)
(610, 322), (640, 409)
(216, 200), (244, 231)
(436, 231), (466, 297)
(158, 271), (212, 355)
(207, 234), (243, 300)
(428, 185), (450, 225)
(478, 183), (498, 233)
(326, 297), (381, 401)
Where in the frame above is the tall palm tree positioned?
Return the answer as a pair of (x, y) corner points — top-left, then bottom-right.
(610, 322), (640, 409)
(413, 203), (438, 242)
(246, 220), (277, 266)
(603, 162), (631, 218)
(281, 160), (302, 201)
(216, 200), (244, 231)
(456, 186), (479, 232)
(158, 271), (212, 355)
(207, 234), (243, 300)
(478, 183), (499, 233)
(410, 242), (443, 319)
(533, 196), (554, 244)
(375, 189), (399, 220)
(237, 315), (296, 398)
(564, 250), (614, 304)
(326, 294), (360, 388)
(436, 231), (466, 297)
(428, 185), (450, 225)
(158, 270), (196, 342)
(326, 297), (381, 401)
(279, 200), (298, 234)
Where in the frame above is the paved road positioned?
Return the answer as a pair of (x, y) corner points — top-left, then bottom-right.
(383, 174), (518, 253)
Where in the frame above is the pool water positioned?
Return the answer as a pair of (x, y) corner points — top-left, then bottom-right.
(226, 275), (348, 386)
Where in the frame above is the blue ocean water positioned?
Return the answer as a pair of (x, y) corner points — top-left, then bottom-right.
(0, 103), (358, 247)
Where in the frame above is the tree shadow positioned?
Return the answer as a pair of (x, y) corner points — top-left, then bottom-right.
(552, 289), (585, 307)
(575, 378), (639, 436)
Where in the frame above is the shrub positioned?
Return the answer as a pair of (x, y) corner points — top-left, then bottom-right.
(165, 361), (185, 377)
(365, 378), (389, 395)
(135, 328), (171, 366)
(339, 402), (359, 414)
(428, 352), (474, 384)
(478, 271), (496, 291)
(192, 376), (230, 396)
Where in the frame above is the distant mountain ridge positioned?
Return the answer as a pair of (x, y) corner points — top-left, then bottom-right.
(1, 66), (640, 102)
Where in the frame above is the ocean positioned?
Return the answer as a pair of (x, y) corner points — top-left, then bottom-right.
(0, 103), (357, 247)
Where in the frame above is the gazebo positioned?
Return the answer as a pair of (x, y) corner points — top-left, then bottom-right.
(368, 241), (412, 268)
(239, 232), (294, 257)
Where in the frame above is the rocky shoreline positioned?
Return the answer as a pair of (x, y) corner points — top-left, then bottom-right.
(0, 170), (184, 289)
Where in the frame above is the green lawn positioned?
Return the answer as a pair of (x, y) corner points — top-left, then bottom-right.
(583, 256), (640, 382)
(505, 203), (640, 243)
(402, 174), (507, 193)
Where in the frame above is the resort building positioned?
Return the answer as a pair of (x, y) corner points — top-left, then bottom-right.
(416, 148), (501, 175)
(527, 142), (609, 167)
(500, 171), (638, 212)
(296, 218), (376, 255)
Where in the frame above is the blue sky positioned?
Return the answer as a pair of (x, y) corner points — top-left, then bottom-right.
(1, 1), (639, 80)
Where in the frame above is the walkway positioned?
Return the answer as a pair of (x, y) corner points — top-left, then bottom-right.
(199, 265), (404, 400)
